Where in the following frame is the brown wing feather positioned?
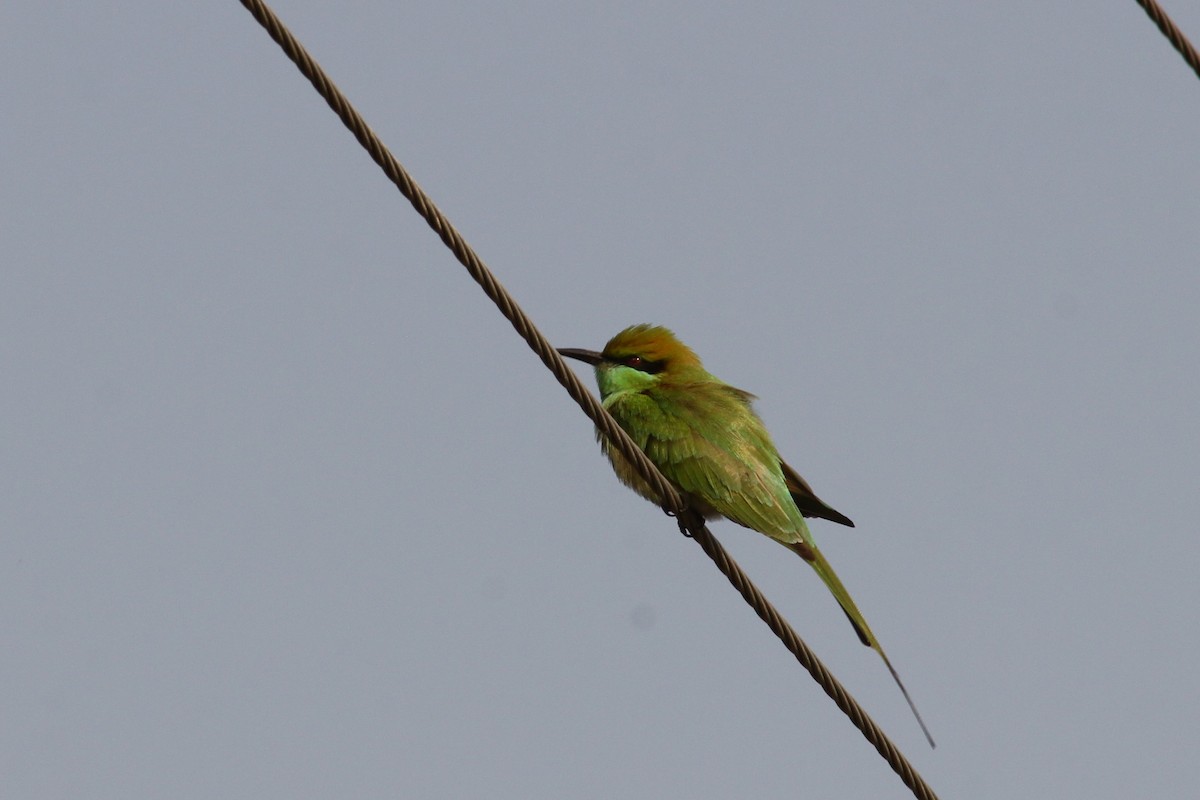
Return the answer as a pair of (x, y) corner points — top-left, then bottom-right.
(779, 460), (855, 527)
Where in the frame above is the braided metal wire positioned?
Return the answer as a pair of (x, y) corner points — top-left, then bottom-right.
(236, 0), (680, 515)
(237, 2), (939, 797)
(1135, 0), (1200, 81)
(681, 512), (936, 799)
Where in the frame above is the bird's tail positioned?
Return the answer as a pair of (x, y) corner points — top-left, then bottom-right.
(789, 542), (936, 748)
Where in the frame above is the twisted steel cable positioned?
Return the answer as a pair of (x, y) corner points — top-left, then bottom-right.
(235, 1), (677, 512)
(236, 1), (939, 797)
(679, 512), (935, 798)
(1135, 0), (1200, 81)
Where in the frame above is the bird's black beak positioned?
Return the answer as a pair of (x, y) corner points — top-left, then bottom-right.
(557, 347), (605, 366)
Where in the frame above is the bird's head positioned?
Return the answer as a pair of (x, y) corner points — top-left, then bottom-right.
(558, 324), (703, 397)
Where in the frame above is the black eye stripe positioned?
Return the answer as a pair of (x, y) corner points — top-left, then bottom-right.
(618, 355), (665, 374)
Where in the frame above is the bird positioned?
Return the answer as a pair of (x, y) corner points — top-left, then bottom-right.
(558, 323), (934, 747)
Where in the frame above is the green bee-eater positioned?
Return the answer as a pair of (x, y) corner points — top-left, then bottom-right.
(560, 324), (934, 747)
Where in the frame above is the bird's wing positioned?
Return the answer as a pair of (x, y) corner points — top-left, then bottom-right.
(779, 460), (855, 527)
(648, 407), (809, 542)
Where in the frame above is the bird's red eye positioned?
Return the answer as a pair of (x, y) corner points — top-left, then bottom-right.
(618, 354), (664, 374)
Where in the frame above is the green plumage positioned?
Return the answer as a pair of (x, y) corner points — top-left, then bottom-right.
(559, 324), (933, 747)
(600, 370), (807, 543)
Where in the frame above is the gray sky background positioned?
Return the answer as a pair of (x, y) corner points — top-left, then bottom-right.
(4, 3), (1199, 798)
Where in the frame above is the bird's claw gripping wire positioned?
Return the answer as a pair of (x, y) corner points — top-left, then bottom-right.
(666, 507), (694, 538)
